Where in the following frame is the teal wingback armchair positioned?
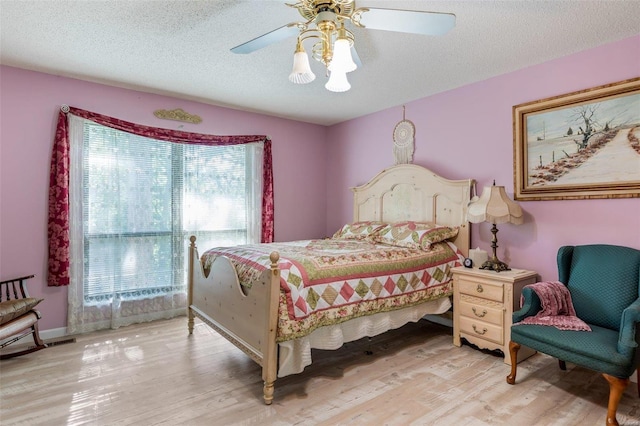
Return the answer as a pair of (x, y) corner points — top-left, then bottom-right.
(506, 244), (640, 426)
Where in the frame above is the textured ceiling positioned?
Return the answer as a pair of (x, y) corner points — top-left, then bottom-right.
(1, 1), (638, 125)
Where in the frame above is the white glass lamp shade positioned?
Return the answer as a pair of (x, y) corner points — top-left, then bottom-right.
(325, 70), (351, 92)
(289, 51), (316, 84)
(467, 185), (523, 225)
(328, 38), (357, 73)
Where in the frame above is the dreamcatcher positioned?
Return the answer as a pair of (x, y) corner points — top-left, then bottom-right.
(393, 106), (415, 165)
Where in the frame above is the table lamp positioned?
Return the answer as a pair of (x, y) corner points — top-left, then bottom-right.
(467, 181), (523, 272)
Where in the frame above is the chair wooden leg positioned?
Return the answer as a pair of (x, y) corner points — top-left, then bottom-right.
(506, 341), (520, 385)
(637, 369), (639, 398)
(603, 373), (629, 426)
(31, 322), (46, 348)
(0, 325), (47, 360)
(559, 360), (567, 370)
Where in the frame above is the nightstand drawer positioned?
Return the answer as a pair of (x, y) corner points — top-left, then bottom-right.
(457, 279), (503, 302)
(459, 299), (503, 326)
(459, 316), (503, 345)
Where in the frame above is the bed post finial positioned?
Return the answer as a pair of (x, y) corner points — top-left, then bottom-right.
(269, 251), (279, 265)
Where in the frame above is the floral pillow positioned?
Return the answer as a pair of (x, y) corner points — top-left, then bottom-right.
(373, 221), (459, 250)
(332, 221), (388, 240)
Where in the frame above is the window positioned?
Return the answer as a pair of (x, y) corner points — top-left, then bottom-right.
(81, 122), (262, 303)
(64, 114), (264, 331)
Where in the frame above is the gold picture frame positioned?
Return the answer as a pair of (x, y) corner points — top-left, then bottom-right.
(513, 77), (640, 201)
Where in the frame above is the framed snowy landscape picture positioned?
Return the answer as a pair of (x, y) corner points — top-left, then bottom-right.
(513, 77), (640, 201)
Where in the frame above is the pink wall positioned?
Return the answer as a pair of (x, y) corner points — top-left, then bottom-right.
(0, 66), (327, 331)
(326, 35), (640, 282)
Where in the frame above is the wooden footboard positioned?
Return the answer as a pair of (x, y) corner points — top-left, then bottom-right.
(187, 236), (281, 404)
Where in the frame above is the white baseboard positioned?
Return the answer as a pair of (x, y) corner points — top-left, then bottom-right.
(1, 327), (69, 351)
(40, 327), (68, 341)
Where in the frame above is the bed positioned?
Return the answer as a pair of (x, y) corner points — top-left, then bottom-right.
(187, 164), (474, 404)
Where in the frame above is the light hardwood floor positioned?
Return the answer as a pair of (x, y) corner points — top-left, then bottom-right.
(1, 317), (638, 425)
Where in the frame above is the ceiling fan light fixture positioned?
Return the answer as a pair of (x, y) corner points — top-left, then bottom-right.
(328, 37), (356, 73)
(231, 0), (456, 93)
(325, 70), (351, 92)
(289, 45), (316, 84)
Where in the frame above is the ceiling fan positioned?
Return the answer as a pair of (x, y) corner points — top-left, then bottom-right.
(231, 0), (455, 92)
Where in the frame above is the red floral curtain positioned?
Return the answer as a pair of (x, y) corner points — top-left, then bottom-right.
(48, 106), (274, 286)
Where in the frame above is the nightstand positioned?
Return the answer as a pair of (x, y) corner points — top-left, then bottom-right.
(452, 266), (537, 365)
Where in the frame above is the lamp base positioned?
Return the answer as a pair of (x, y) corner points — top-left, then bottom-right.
(479, 258), (511, 273)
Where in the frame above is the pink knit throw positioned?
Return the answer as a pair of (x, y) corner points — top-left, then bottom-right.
(514, 281), (591, 331)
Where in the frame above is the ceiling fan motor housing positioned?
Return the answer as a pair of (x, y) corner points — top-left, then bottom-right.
(295, 0), (356, 21)
(316, 11), (338, 26)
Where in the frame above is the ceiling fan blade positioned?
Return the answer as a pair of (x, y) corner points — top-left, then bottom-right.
(358, 8), (455, 36)
(231, 24), (301, 54)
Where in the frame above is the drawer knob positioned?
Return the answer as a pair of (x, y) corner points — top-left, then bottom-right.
(472, 324), (488, 335)
(472, 307), (487, 318)
(476, 284), (484, 293)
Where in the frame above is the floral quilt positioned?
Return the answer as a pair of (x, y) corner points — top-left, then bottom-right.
(201, 239), (463, 341)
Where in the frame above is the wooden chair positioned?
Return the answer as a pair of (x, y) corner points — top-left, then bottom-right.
(0, 275), (47, 359)
(506, 244), (640, 426)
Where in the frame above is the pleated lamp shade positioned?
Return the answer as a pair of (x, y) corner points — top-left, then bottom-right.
(468, 184), (523, 225)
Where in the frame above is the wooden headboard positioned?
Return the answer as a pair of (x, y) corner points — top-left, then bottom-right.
(351, 164), (475, 257)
